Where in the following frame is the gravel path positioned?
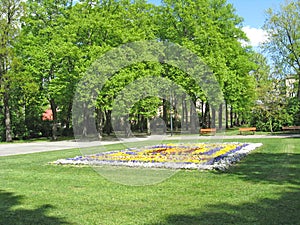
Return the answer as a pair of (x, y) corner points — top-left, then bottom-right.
(0, 134), (299, 157)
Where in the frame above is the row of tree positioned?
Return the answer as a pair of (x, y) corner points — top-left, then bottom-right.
(0, 0), (299, 141)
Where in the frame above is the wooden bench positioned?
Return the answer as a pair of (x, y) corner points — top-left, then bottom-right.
(282, 126), (300, 132)
(239, 127), (256, 135)
(200, 128), (216, 135)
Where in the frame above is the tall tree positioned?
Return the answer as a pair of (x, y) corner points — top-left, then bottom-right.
(0, 0), (23, 141)
(158, 0), (252, 129)
(263, 0), (300, 99)
(20, 0), (76, 140)
(250, 52), (272, 101)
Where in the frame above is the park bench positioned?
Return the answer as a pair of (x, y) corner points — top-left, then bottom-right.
(200, 128), (216, 135)
(239, 127), (256, 135)
(282, 126), (300, 132)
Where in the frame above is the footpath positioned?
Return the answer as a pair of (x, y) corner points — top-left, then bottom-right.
(0, 134), (299, 157)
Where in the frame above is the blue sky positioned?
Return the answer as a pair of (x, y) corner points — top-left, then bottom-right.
(227, 0), (283, 28)
(227, 0), (283, 47)
(147, 0), (283, 28)
(147, 0), (284, 47)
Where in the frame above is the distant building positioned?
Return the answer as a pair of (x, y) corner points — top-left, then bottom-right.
(42, 109), (53, 121)
(285, 76), (297, 98)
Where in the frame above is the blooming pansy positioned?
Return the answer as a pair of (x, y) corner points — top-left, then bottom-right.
(52, 143), (263, 170)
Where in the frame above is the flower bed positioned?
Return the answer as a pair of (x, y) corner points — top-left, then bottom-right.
(52, 142), (262, 170)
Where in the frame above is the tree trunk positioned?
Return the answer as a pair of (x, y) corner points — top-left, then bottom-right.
(235, 113), (240, 126)
(141, 115), (145, 133)
(4, 91), (12, 142)
(230, 106), (233, 128)
(297, 74), (300, 100)
(162, 99), (167, 128)
(173, 96), (179, 131)
(124, 115), (132, 138)
(225, 102), (229, 129)
(96, 107), (103, 139)
(105, 110), (112, 135)
(65, 101), (72, 130)
(146, 117), (151, 135)
(190, 101), (196, 132)
(50, 99), (58, 141)
(218, 103), (223, 129)
(181, 94), (185, 131)
(185, 98), (188, 130)
(204, 102), (210, 128)
(269, 118), (273, 133)
(234, 112), (237, 126)
(211, 107), (216, 128)
(201, 100), (204, 127)
(81, 102), (88, 138)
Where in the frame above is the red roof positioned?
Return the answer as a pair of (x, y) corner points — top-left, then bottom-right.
(42, 109), (53, 121)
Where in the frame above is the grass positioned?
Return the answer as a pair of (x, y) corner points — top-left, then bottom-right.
(0, 138), (299, 224)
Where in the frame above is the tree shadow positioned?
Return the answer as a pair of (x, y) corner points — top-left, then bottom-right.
(222, 151), (300, 186)
(0, 190), (69, 225)
(149, 188), (300, 225)
(149, 142), (300, 225)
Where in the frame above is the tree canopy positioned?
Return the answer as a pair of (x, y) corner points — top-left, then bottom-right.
(1, 0), (294, 141)
(263, 0), (300, 99)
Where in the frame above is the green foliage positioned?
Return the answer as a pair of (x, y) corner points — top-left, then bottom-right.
(2, 0), (293, 139)
(0, 0), (24, 142)
(287, 97), (300, 125)
(251, 106), (291, 132)
(263, 0), (300, 99)
(251, 81), (294, 132)
(0, 113), (4, 141)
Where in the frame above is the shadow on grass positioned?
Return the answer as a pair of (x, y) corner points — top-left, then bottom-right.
(150, 142), (300, 225)
(0, 190), (69, 225)
(224, 151), (300, 186)
(150, 188), (300, 225)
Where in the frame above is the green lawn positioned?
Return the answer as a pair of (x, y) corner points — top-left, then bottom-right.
(0, 138), (299, 225)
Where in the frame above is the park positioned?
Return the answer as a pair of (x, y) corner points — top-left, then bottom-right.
(0, 136), (299, 224)
(0, 0), (299, 224)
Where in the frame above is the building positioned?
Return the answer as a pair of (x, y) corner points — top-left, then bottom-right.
(42, 109), (53, 121)
(285, 76), (297, 98)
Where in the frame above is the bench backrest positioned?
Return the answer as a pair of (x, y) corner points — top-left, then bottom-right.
(282, 126), (300, 129)
(200, 128), (216, 132)
(239, 127), (256, 131)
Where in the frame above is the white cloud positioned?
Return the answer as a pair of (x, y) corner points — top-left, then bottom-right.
(242, 26), (268, 47)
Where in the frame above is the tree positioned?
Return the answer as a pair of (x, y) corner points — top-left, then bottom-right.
(6, 0), (262, 140)
(251, 79), (292, 132)
(250, 53), (272, 100)
(158, 0), (253, 129)
(263, 0), (300, 99)
(19, 0), (78, 140)
(0, 0), (23, 141)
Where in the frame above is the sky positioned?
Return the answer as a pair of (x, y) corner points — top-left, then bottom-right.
(227, 0), (283, 47)
(147, 0), (284, 48)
